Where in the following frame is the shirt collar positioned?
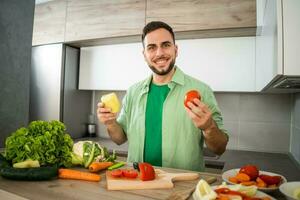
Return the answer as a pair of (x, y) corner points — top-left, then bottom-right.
(170, 66), (185, 86)
(141, 65), (185, 93)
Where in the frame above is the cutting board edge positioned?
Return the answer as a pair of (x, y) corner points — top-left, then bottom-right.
(106, 183), (174, 190)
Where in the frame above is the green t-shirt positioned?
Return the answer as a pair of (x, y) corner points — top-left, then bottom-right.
(144, 83), (170, 166)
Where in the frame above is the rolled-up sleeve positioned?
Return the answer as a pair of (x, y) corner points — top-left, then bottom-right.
(117, 93), (128, 135)
(204, 87), (229, 138)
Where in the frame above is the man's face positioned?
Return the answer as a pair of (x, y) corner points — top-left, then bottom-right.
(143, 28), (178, 76)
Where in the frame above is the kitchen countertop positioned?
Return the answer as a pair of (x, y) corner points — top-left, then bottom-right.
(220, 149), (300, 181)
(76, 137), (300, 181)
(0, 166), (224, 200)
(0, 138), (298, 199)
(0, 165), (289, 200)
(87, 137), (300, 200)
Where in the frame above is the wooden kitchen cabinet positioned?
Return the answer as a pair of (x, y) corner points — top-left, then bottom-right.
(33, 0), (258, 46)
(65, 0), (146, 43)
(32, 0), (67, 46)
(146, 0), (257, 38)
(256, 0), (300, 92)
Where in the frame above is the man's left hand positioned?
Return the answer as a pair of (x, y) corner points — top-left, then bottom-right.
(185, 98), (214, 131)
(185, 98), (228, 155)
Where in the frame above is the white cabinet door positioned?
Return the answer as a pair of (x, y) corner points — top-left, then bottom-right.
(256, 0), (267, 35)
(176, 37), (255, 92)
(255, 0), (282, 91)
(282, 0), (300, 75)
(79, 43), (150, 90)
(79, 38), (255, 92)
(256, 0), (300, 91)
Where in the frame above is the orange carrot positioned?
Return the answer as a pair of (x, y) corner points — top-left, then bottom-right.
(58, 168), (101, 182)
(229, 176), (239, 183)
(241, 181), (256, 186)
(256, 177), (267, 188)
(89, 161), (113, 172)
(236, 172), (251, 182)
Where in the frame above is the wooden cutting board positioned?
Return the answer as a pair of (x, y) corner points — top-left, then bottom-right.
(106, 169), (200, 190)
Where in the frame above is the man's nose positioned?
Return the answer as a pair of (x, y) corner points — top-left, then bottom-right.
(155, 47), (164, 56)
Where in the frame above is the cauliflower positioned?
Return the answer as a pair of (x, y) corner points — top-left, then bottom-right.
(72, 141), (117, 168)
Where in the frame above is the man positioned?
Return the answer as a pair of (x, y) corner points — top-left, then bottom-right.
(97, 21), (228, 171)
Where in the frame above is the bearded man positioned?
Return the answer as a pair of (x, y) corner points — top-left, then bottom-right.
(97, 21), (228, 171)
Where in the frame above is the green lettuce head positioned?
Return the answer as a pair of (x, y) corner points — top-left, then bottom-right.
(5, 120), (73, 167)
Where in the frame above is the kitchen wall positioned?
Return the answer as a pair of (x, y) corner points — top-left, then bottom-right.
(0, 0), (35, 147)
(291, 93), (300, 164)
(215, 93), (291, 153)
(94, 91), (292, 154)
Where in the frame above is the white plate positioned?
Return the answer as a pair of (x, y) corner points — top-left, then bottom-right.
(211, 185), (276, 200)
(222, 168), (287, 192)
(279, 181), (300, 200)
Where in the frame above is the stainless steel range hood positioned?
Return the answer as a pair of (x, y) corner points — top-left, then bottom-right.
(263, 76), (300, 93)
(273, 77), (300, 89)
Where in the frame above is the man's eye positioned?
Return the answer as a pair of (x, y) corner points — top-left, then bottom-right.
(163, 43), (171, 48)
(147, 46), (155, 51)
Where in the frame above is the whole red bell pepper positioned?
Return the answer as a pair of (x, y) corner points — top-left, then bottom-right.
(138, 162), (155, 181)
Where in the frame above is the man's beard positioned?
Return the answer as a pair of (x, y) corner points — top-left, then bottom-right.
(148, 58), (176, 76)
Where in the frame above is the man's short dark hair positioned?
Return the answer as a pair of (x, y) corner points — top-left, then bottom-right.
(142, 21), (175, 46)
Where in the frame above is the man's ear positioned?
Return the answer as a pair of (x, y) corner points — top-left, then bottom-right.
(175, 44), (178, 57)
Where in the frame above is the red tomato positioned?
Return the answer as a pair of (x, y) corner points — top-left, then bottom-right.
(259, 174), (282, 185)
(239, 165), (259, 180)
(111, 169), (123, 177)
(184, 90), (201, 108)
(138, 162), (155, 181)
(122, 169), (138, 179)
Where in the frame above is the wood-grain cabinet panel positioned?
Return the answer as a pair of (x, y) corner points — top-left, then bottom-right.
(32, 0), (67, 46)
(65, 0), (146, 42)
(146, 0), (256, 33)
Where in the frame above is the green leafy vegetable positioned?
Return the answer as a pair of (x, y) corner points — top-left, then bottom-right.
(71, 152), (83, 166)
(83, 142), (99, 168)
(4, 120), (73, 167)
(73, 141), (117, 168)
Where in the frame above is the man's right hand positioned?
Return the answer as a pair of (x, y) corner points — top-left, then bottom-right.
(97, 102), (127, 145)
(97, 102), (117, 126)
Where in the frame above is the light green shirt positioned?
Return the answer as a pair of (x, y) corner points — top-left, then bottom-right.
(117, 67), (228, 171)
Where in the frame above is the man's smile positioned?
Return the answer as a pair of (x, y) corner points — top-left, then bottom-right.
(153, 57), (170, 66)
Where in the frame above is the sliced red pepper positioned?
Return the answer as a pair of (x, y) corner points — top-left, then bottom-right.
(215, 188), (230, 193)
(138, 162), (155, 181)
(243, 198), (264, 200)
(122, 169), (138, 179)
(215, 188), (247, 198)
(111, 169), (123, 177)
(259, 174), (282, 185)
